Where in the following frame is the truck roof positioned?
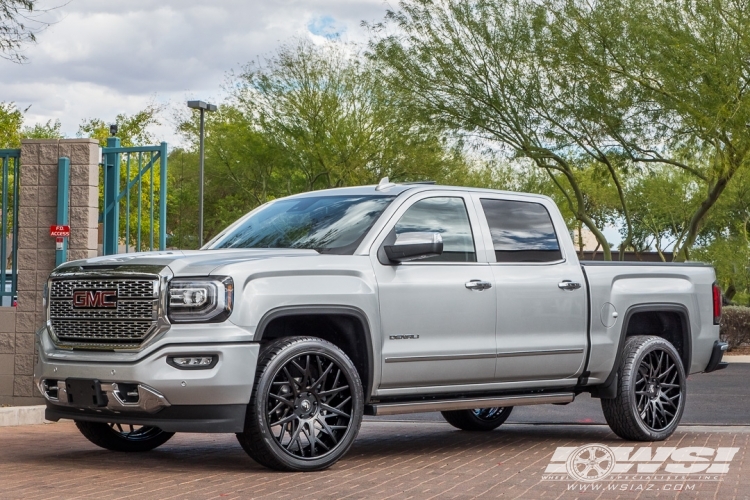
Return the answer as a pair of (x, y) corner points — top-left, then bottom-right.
(284, 182), (552, 202)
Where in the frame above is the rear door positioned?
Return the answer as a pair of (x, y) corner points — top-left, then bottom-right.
(471, 194), (587, 382)
(372, 191), (497, 389)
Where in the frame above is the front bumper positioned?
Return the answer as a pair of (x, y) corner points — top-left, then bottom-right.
(35, 326), (260, 433)
(704, 340), (729, 373)
(45, 404), (247, 433)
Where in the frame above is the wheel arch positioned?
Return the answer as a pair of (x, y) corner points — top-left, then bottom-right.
(255, 306), (374, 403)
(594, 303), (692, 398)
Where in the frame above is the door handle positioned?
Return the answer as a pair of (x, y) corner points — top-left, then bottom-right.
(558, 280), (582, 291)
(465, 280), (492, 291)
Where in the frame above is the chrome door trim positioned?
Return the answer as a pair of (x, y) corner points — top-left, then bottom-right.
(384, 352), (496, 363)
(368, 392), (575, 415)
(496, 348), (585, 358)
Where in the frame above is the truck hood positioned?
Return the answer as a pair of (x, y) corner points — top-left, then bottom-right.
(58, 248), (322, 276)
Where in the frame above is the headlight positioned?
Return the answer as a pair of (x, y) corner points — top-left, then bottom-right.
(168, 277), (234, 323)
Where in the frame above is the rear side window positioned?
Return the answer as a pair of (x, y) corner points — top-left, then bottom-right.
(480, 199), (562, 263)
(395, 197), (476, 262)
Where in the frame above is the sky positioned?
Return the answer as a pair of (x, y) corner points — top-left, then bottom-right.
(2, 0), (390, 144)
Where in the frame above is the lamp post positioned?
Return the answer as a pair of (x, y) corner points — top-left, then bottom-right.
(187, 100), (217, 247)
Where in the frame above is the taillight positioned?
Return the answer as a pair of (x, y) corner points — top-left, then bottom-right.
(712, 283), (722, 325)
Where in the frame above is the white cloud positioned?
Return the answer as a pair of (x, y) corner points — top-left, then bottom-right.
(1, 0), (390, 144)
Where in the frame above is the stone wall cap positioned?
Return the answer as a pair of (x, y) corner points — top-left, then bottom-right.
(20, 139), (59, 144)
(59, 138), (100, 144)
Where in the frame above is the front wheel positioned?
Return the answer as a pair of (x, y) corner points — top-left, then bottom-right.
(237, 336), (364, 472)
(602, 335), (686, 441)
(75, 421), (174, 452)
(441, 406), (513, 431)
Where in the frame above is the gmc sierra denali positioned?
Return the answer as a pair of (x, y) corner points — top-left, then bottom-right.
(35, 180), (728, 471)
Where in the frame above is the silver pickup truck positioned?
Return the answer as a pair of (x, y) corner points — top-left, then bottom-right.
(35, 181), (728, 471)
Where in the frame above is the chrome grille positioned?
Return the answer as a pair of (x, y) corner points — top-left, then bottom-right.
(49, 278), (159, 346)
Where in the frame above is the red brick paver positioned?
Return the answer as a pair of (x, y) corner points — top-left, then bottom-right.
(0, 420), (748, 499)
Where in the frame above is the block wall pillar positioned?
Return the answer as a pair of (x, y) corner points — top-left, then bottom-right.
(3, 139), (99, 404)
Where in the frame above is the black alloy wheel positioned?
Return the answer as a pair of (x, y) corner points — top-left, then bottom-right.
(75, 421), (174, 452)
(441, 406), (513, 431)
(634, 349), (683, 431)
(108, 423), (165, 441)
(237, 337), (364, 471)
(602, 335), (686, 441)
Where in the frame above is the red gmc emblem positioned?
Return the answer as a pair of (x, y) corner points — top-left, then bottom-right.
(72, 289), (118, 309)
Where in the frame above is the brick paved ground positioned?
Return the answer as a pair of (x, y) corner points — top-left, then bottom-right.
(0, 420), (748, 499)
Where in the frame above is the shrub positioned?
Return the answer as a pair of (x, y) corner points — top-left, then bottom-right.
(720, 306), (750, 350)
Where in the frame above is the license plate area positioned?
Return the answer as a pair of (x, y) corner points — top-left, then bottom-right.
(65, 378), (108, 407)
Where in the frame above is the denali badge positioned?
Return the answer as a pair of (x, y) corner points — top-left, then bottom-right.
(72, 289), (118, 309)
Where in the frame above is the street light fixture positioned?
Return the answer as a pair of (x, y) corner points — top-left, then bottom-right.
(187, 100), (217, 247)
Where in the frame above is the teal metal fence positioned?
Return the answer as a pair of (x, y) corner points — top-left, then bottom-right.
(100, 138), (168, 255)
(56, 157), (70, 267)
(0, 149), (20, 306)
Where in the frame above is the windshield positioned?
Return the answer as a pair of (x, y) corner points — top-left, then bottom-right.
(209, 195), (395, 254)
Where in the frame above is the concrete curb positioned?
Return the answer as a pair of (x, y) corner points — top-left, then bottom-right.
(0, 406), (53, 427)
(725, 355), (750, 363)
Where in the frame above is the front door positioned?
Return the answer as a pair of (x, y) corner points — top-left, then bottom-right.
(373, 193), (497, 389)
(472, 195), (588, 382)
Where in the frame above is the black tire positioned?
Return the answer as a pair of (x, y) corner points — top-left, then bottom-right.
(441, 406), (513, 431)
(602, 335), (686, 441)
(75, 421), (174, 452)
(236, 336), (364, 472)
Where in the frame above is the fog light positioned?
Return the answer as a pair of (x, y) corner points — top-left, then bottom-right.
(167, 355), (217, 370)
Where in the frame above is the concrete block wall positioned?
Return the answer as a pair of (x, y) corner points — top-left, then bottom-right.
(0, 139), (100, 405)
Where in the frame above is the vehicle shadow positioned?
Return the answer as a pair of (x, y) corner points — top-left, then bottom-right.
(7, 422), (625, 475)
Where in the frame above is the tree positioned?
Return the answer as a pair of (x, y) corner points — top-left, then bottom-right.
(0, 0), (49, 62)
(169, 40), (480, 245)
(235, 39), (475, 190)
(78, 104), (161, 148)
(369, 0), (640, 259)
(0, 101), (23, 147)
(371, 0), (750, 261)
(0, 101), (63, 147)
(22, 118), (62, 139)
(543, 0), (750, 261)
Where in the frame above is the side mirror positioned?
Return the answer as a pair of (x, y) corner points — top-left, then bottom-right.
(384, 232), (443, 263)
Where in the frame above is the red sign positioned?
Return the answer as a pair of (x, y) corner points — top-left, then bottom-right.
(50, 225), (70, 237)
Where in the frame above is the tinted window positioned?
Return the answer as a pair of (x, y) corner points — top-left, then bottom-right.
(210, 195), (394, 254)
(480, 199), (561, 263)
(395, 197), (476, 262)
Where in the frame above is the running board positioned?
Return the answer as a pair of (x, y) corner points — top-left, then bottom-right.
(367, 392), (575, 416)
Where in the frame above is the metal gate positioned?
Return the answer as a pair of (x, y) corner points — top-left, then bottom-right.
(100, 138), (168, 255)
(0, 149), (20, 306)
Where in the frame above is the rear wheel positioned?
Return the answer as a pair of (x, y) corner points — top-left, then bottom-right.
(237, 336), (364, 472)
(602, 335), (686, 441)
(441, 406), (513, 431)
(75, 421), (174, 452)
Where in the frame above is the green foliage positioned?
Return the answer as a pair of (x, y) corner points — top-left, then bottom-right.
(367, 0), (646, 259)
(540, 0), (750, 260)
(0, 102), (64, 147)
(23, 119), (62, 139)
(369, 0), (750, 261)
(719, 306), (750, 350)
(78, 105), (161, 147)
(0, 102), (24, 148)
